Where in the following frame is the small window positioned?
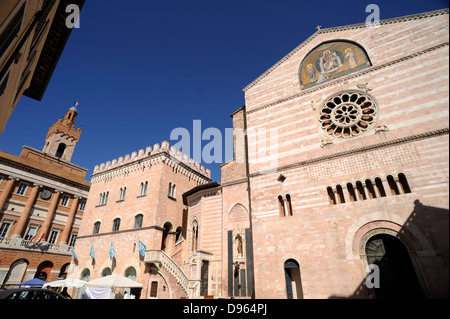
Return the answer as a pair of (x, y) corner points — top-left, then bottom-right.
(16, 183), (28, 195)
(48, 229), (60, 244)
(365, 179), (377, 199)
(61, 195), (70, 207)
(24, 225), (38, 241)
(336, 185), (345, 204)
(285, 194), (293, 216)
(140, 181), (148, 196)
(175, 226), (183, 243)
(79, 200), (86, 211)
(98, 192), (109, 205)
(119, 187), (126, 201)
(327, 187), (336, 205)
(69, 232), (77, 247)
(93, 222), (101, 234)
(0, 220), (12, 238)
(398, 173), (411, 194)
(347, 183), (358, 202)
(112, 218), (120, 232)
(387, 175), (400, 195)
(55, 143), (66, 158)
(374, 178), (386, 197)
(168, 182), (176, 198)
(134, 214), (143, 229)
(278, 195), (286, 215)
(356, 181), (367, 200)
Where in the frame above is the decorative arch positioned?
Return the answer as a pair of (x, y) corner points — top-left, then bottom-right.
(299, 40), (371, 89)
(345, 212), (435, 260)
(2, 259), (29, 288)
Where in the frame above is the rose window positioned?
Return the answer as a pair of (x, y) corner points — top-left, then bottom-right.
(317, 90), (379, 139)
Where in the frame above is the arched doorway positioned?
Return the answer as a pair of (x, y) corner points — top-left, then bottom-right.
(365, 234), (424, 299)
(284, 259), (303, 299)
(77, 268), (91, 299)
(35, 261), (53, 282)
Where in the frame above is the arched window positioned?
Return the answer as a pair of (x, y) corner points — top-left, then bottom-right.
(134, 214), (143, 229)
(93, 222), (101, 234)
(398, 173), (411, 194)
(101, 267), (112, 277)
(387, 175), (400, 195)
(284, 259), (303, 299)
(365, 179), (377, 199)
(347, 183), (358, 202)
(285, 194), (293, 216)
(119, 187), (126, 201)
(112, 218), (120, 232)
(140, 181), (148, 196)
(374, 177), (386, 197)
(356, 181), (367, 200)
(55, 143), (66, 158)
(336, 185), (345, 204)
(168, 182), (176, 198)
(278, 195), (286, 215)
(2, 259), (29, 288)
(327, 187), (336, 205)
(191, 220), (199, 252)
(175, 226), (183, 243)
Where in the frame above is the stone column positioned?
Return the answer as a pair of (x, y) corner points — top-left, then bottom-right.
(35, 190), (61, 241)
(59, 196), (79, 244)
(0, 177), (17, 215)
(11, 184), (41, 238)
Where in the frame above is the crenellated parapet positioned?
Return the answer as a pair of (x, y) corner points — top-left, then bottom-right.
(92, 141), (211, 183)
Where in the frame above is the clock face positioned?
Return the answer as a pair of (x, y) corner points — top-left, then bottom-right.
(40, 190), (52, 200)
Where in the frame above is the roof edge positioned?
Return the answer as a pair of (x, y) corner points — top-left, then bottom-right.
(242, 8), (449, 93)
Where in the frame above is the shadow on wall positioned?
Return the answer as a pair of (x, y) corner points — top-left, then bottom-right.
(329, 200), (449, 299)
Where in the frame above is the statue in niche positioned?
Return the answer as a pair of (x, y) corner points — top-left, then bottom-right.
(236, 235), (243, 256)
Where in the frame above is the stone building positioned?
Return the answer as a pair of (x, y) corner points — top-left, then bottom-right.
(69, 8), (448, 299)
(239, 8), (449, 299)
(0, 0), (85, 135)
(0, 103), (90, 288)
(70, 142), (212, 299)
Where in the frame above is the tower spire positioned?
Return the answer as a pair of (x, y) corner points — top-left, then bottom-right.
(42, 101), (82, 162)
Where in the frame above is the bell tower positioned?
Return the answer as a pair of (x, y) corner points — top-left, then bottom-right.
(42, 101), (82, 163)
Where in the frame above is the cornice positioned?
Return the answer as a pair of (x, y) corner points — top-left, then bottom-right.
(242, 8), (449, 93)
(248, 128), (449, 178)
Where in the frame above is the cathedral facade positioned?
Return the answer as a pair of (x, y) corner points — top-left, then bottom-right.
(69, 9), (449, 299)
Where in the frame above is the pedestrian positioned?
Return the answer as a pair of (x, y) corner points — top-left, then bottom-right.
(61, 287), (72, 299)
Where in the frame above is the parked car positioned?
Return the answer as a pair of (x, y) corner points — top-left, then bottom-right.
(0, 288), (67, 299)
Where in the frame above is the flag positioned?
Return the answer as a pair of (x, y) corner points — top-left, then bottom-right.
(138, 239), (146, 257)
(109, 241), (115, 260)
(37, 232), (46, 244)
(90, 244), (95, 260)
(72, 247), (78, 260)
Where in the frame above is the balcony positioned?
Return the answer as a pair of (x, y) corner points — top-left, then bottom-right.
(0, 237), (72, 256)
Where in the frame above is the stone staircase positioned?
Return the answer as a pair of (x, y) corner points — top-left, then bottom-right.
(144, 249), (200, 299)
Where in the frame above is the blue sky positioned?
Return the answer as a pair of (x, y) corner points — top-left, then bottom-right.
(0, 0), (447, 182)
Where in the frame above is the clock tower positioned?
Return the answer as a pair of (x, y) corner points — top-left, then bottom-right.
(42, 101), (82, 163)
